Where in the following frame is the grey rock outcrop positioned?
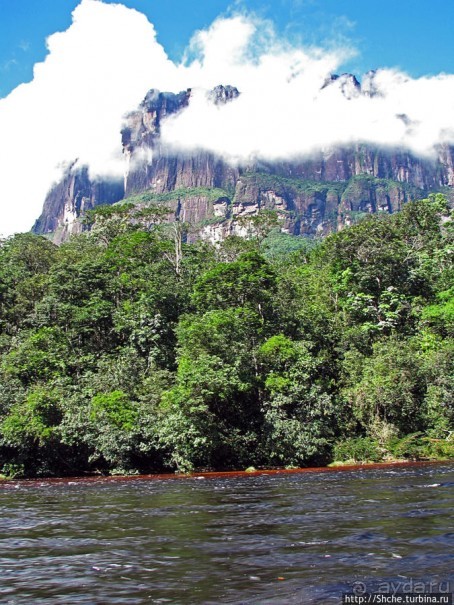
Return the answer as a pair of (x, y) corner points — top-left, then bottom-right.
(33, 163), (124, 244)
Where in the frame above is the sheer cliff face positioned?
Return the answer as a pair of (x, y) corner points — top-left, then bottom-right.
(33, 164), (124, 244)
(33, 82), (454, 242)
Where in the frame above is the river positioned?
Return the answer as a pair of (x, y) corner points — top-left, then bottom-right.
(0, 462), (453, 604)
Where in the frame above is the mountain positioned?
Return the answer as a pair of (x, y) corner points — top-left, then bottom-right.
(33, 79), (454, 242)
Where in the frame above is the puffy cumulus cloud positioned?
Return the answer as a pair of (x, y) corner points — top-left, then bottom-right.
(0, 0), (178, 236)
(162, 16), (454, 161)
(1, 1), (454, 236)
(163, 15), (352, 161)
(186, 14), (351, 90)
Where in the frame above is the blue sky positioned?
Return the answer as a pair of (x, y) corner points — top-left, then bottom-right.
(1, 0), (454, 98)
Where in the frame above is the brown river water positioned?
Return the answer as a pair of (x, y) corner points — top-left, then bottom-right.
(0, 462), (453, 604)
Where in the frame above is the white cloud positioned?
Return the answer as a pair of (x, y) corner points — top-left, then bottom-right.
(0, 0), (453, 236)
(162, 17), (454, 161)
(0, 0), (178, 236)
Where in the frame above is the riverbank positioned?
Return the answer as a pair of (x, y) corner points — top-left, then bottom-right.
(0, 459), (449, 487)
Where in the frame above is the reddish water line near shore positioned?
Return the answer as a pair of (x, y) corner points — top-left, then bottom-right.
(0, 460), (446, 488)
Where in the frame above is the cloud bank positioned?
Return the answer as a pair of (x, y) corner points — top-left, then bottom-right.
(0, 0), (454, 235)
(0, 0), (178, 236)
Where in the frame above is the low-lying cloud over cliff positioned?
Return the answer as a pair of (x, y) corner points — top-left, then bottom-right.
(1, 0), (454, 235)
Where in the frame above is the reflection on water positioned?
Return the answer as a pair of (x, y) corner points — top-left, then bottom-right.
(0, 463), (453, 604)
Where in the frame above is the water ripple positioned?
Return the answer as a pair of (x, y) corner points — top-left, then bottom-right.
(0, 463), (452, 604)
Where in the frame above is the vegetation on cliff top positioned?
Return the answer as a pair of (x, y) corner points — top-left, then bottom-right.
(0, 194), (452, 477)
(238, 172), (424, 199)
(122, 187), (232, 206)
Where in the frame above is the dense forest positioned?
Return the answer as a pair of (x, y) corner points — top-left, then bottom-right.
(0, 194), (452, 478)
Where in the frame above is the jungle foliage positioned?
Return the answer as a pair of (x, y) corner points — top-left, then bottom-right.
(0, 194), (452, 477)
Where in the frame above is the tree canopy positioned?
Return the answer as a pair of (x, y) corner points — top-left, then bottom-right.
(0, 194), (452, 477)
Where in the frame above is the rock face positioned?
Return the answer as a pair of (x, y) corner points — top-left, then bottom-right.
(33, 163), (124, 244)
(33, 81), (454, 242)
